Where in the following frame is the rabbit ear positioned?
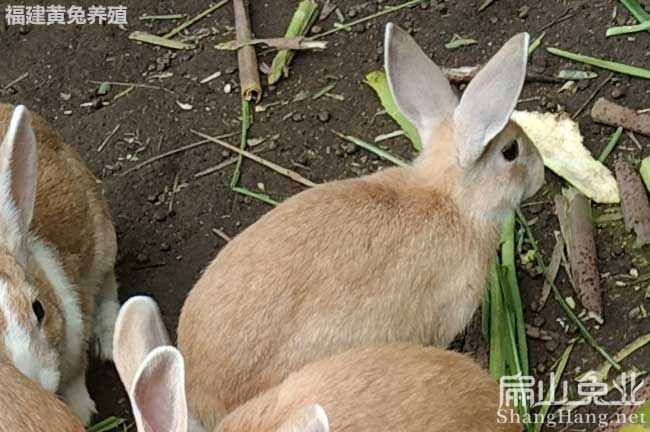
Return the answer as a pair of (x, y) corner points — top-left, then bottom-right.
(384, 23), (458, 145)
(277, 404), (329, 432)
(0, 105), (37, 263)
(131, 346), (188, 432)
(454, 33), (529, 166)
(113, 296), (171, 392)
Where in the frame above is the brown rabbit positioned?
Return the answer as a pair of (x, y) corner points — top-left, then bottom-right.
(115, 296), (521, 432)
(0, 104), (119, 424)
(178, 24), (544, 430)
(0, 360), (85, 432)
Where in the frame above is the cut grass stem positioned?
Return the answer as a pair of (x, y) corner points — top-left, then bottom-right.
(515, 209), (621, 371)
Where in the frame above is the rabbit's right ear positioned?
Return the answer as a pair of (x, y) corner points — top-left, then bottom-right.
(454, 33), (529, 167)
(277, 404), (329, 432)
(131, 346), (188, 432)
(0, 105), (37, 264)
(384, 23), (458, 145)
(114, 296), (171, 392)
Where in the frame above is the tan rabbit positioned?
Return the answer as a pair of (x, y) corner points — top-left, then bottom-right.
(115, 296), (521, 432)
(178, 24), (544, 430)
(0, 104), (119, 424)
(0, 360), (85, 432)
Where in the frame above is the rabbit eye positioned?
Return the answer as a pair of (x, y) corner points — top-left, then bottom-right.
(32, 300), (45, 324)
(501, 140), (519, 161)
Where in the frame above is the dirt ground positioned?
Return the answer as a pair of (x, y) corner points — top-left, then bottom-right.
(2, 0), (650, 430)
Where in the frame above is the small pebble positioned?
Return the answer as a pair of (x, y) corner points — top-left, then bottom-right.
(225, 67), (237, 74)
(353, 23), (366, 33)
(221, 150), (231, 158)
(611, 87), (626, 99)
(347, 8), (357, 18)
(342, 142), (358, 154)
(224, 83), (232, 94)
(153, 210), (167, 222)
(533, 316), (545, 327)
(545, 339), (558, 352)
(291, 113), (304, 123)
(160, 242), (171, 252)
(536, 362), (547, 374)
(630, 268), (639, 278)
(311, 25), (322, 34)
(136, 253), (150, 264)
(318, 111), (331, 123)
(147, 194), (157, 203)
(268, 141), (278, 151)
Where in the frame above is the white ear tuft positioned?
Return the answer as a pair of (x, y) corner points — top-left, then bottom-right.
(131, 346), (188, 432)
(278, 403), (330, 432)
(114, 296), (171, 393)
(0, 105), (37, 259)
(384, 23), (458, 145)
(454, 33), (530, 166)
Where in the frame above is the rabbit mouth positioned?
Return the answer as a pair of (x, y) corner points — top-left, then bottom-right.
(522, 164), (545, 200)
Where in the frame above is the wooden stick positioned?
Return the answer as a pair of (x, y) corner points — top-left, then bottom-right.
(572, 73), (613, 119)
(191, 130), (316, 187)
(555, 189), (603, 320)
(442, 65), (560, 84)
(592, 97), (650, 137)
(615, 158), (650, 247)
(233, 0), (262, 102)
(119, 132), (238, 177)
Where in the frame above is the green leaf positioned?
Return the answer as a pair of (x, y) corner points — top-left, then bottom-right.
(364, 71), (422, 151)
(445, 35), (478, 50)
(547, 47), (650, 80)
(86, 417), (125, 432)
(619, 0), (650, 23)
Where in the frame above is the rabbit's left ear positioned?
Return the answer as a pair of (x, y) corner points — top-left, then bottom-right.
(454, 33), (529, 167)
(0, 105), (37, 263)
(384, 23), (459, 145)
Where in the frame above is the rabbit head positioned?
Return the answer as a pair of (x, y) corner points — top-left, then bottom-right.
(0, 106), (61, 393)
(385, 24), (544, 222)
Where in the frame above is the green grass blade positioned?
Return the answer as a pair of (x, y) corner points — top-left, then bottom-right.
(598, 127), (623, 162)
(129, 31), (193, 49)
(365, 71), (421, 150)
(500, 212), (529, 376)
(232, 186), (279, 205)
(482, 292), (491, 342)
(331, 131), (409, 167)
(310, 0), (425, 40)
(86, 417), (125, 432)
(640, 156), (650, 193)
(231, 98), (250, 188)
(547, 47), (650, 80)
(606, 20), (650, 37)
(488, 258), (507, 380)
(532, 342), (575, 432)
(619, 0), (650, 23)
(268, 0), (319, 85)
(528, 32), (546, 55)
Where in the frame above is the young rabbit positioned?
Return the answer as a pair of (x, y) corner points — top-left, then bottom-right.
(0, 360), (85, 432)
(0, 104), (119, 424)
(178, 24), (544, 429)
(115, 296), (521, 432)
